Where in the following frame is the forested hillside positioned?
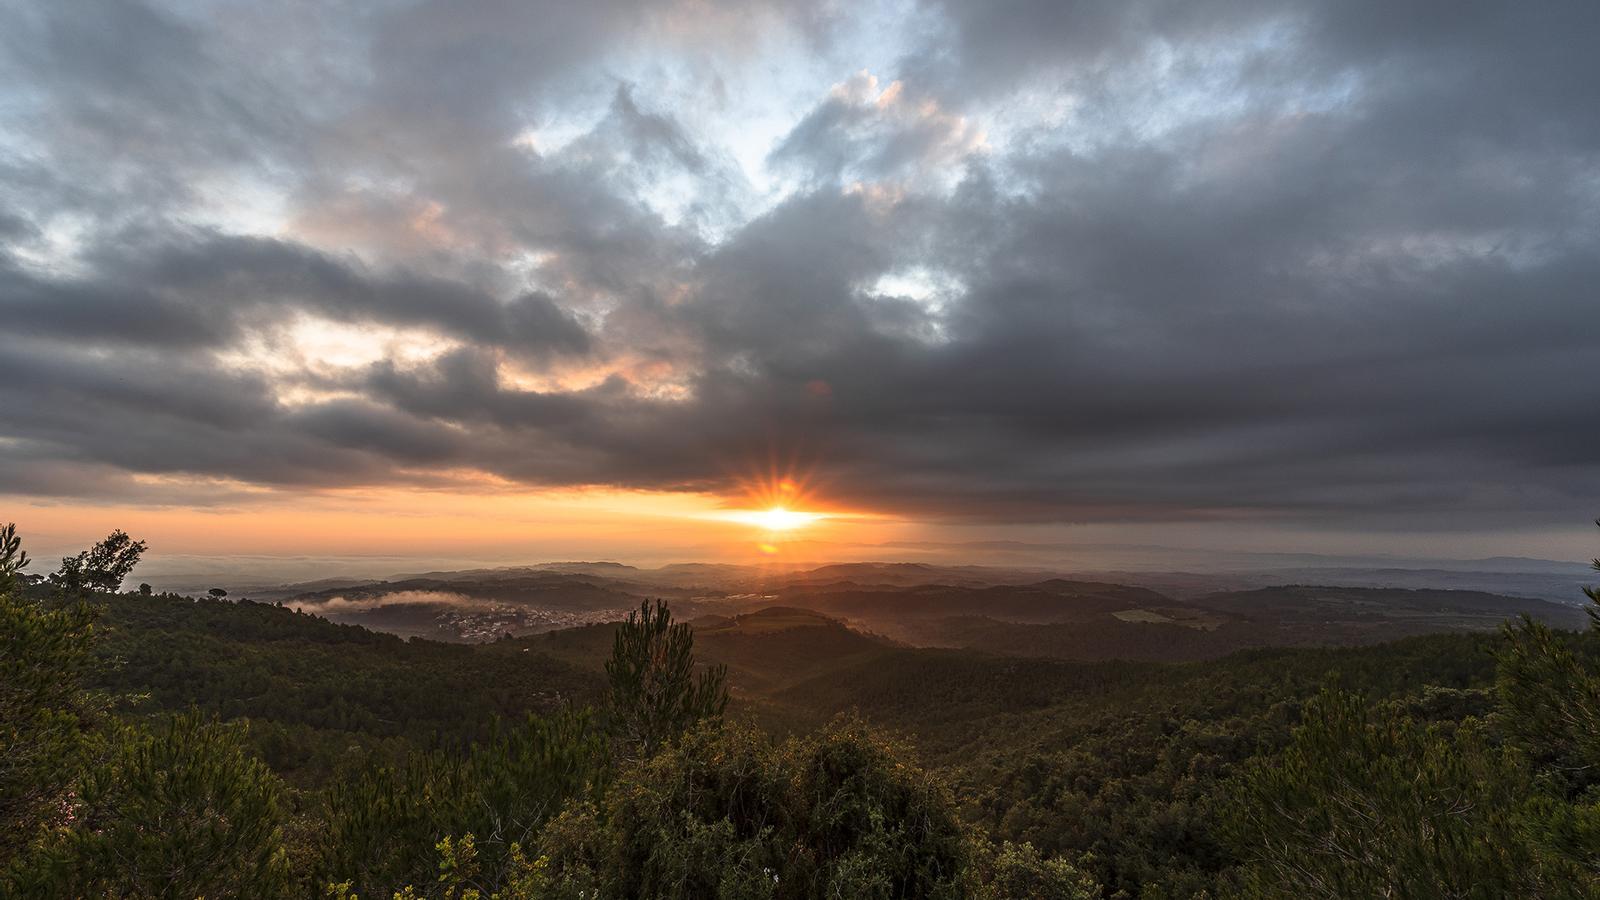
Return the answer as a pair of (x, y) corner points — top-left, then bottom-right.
(92, 592), (601, 783)
(7, 524), (1600, 897)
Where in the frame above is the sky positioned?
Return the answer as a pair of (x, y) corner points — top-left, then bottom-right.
(1, 0), (1598, 569)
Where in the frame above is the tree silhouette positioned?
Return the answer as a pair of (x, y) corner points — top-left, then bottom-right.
(0, 523), (28, 596)
(51, 530), (146, 596)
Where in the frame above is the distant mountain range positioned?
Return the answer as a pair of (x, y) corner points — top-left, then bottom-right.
(244, 557), (1590, 658)
(132, 544), (1597, 601)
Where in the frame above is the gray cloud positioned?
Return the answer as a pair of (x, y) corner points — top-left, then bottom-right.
(5, 232), (591, 356)
(1, 0), (1597, 540)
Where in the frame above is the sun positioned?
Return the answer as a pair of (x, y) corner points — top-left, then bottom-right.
(717, 503), (826, 533)
(750, 506), (821, 532)
(712, 467), (838, 540)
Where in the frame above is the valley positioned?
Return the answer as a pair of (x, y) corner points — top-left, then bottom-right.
(260, 561), (1587, 662)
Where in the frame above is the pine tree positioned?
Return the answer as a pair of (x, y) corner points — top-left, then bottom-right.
(0, 523), (26, 596)
(27, 713), (292, 898)
(0, 523), (97, 867)
(321, 710), (604, 897)
(1492, 519), (1600, 884)
(1223, 688), (1548, 898)
(603, 599), (728, 758)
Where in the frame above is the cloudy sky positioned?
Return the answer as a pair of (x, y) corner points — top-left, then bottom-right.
(2, 0), (1597, 566)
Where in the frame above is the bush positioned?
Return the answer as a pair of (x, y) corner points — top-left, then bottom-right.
(26, 713), (291, 898)
(321, 710), (605, 897)
(982, 841), (1099, 900)
(541, 716), (1091, 899)
(1222, 689), (1547, 898)
(0, 522), (98, 866)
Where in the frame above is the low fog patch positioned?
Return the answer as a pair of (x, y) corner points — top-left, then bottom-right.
(296, 589), (480, 613)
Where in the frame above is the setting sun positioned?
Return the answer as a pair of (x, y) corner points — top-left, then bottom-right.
(723, 505), (826, 532)
(754, 506), (821, 531)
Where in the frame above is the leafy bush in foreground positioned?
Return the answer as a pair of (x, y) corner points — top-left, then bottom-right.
(540, 716), (1092, 899)
(23, 714), (292, 899)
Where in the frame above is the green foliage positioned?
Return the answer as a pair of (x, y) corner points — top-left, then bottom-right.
(782, 632), (1502, 896)
(1489, 522), (1600, 886)
(539, 716), (1066, 899)
(24, 712), (291, 898)
(1496, 618), (1600, 790)
(90, 591), (600, 782)
(51, 528), (147, 596)
(327, 835), (559, 900)
(1214, 521), (1600, 896)
(1223, 688), (1550, 898)
(321, 710), (605, 898)
(1587, 518), (1600, 608)
(1498, 524), (1600, 791)
(604, 599), (728, 758)
(980, 841), (1099, 900)
(0, 522), (28, 596)
(13, 518), (1600, 897)
(0, 524), (97, 865)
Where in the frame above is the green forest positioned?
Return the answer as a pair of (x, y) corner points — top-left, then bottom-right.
(6, 522), (1600, 898)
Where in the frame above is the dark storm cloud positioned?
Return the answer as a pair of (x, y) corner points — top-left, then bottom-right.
(1, 0), (1597, 533)
(4, 233), (590, 355)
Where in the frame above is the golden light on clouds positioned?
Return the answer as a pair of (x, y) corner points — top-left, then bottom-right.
(216, 312), (459, 406)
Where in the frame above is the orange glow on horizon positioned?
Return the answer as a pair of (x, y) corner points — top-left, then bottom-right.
(0, 451), (893, 566)
(1, 477), (898, 565)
